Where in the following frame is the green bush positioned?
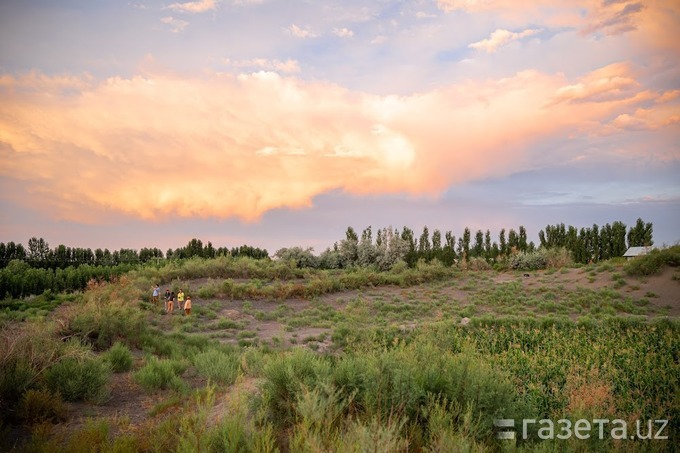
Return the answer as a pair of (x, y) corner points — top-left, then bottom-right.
(104, 341), (134, 373)
(543, 247), (573, 268)
(509, 247), (573, 271)
(258, 342), (524, 444)
(625, 245), (680, 276)
(511, 250), (548, 270)
(193, 349), (240, 385)
(197, 282), (217, 299)
(465, 257), (491, 271)
(18, 389), (68, 424)
(133, 357), (187, 393)
(44, 357), (111, 403)
(0, 360), (34, 418)
(66, 304), (146, 350)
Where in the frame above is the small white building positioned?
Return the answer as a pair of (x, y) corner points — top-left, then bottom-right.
(623, 246), (655, 260)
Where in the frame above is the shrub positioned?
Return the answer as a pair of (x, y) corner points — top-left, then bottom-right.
(260, 349), (332, 426)
(0, 322), (92, 422)
(390, 260), (409, 274)
(466, 257), (491, 271)
(625, 245), (680, 276)
(511, 250), (548, 271)
(18, 389), (68, 424)
(0, 359), (35, 419)
(65, 419), (111, 452)
(104, 341), (134, 373)
(193, 349), (240, 385)
(197, 282), (218, 299)
(543, 247), (573, 268)
(274, 247), (319, 269)
(65, 303), (145, 350)
(133, 357), (187, 393)
(44, 357), (111, 403)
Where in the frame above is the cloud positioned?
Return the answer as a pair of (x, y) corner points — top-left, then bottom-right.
(415, 11), (437, 19)
(436, 0), (487, 12)
(332, 27), (354, 38)
(550, 62), (644, 104)
(469, 28), (542, 53)
(167, 0), (216, 13)
(0, 64), (675, 223)
(160, 16), (189, 33)
(288, 24), (317, 38)
(609, 107), (680, 131)
(582, 1), (644, 36)
(435, 0), (675, 44)
(224, 58), (300, 73)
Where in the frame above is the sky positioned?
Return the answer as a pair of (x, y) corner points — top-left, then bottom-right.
(1, 0), (679, 254)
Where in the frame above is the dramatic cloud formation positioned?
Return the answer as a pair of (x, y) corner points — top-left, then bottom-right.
(1, 61), (676, 223)
(0, 0), (678, 249)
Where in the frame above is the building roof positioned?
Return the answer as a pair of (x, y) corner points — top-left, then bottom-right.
(623, 246), (655, 257)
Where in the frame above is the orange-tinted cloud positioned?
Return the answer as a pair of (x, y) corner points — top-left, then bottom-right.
(438, 0), (680, 47)
(0, 63), (676, 223)
(469, 28), (542, 53)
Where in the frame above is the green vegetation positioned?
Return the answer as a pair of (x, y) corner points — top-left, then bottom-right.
(0, 217), (656, 299)
(1, 242), (678, 452)
(625, 245), (680, 276)
(44, 356), (111, 403)
(103, 341), (134, 373)
(192, 348), (241, 385)
(133, 357), (188, 393)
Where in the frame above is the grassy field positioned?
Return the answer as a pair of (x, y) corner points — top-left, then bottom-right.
(0, 253), (678, 452)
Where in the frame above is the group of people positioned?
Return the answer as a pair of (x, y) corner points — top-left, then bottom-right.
(152, 284), (192, 315)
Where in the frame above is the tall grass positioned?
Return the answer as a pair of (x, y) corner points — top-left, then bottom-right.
(192, 348), (241, 385)
(257, 340), (527, 449)
(0, 322), (92, 422)
(44, 356), (111, 403)
(133, 357), (188, 393)
(103, 341), (134, 373)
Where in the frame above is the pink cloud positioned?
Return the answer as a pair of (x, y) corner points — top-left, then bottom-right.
(0, 64), (675, 223)
(468, 28), (542, 53)
(167, 0), (216, 14)
(288, 24), (317, 38)
(437, 0), (679, 46)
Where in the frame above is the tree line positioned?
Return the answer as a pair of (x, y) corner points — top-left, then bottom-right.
(0, 238), (269, 299)
(538, 218), (653, 264)
(0, 238), (269, 270)
(0, 218), (653, 298)
(275, 218), (654, 270)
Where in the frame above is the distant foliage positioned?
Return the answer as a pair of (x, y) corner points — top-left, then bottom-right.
(538, 218), (654, 264)
(274, 247), (319, 269)
(0, 260), (135, 298)
(0, 236), (271, 297)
